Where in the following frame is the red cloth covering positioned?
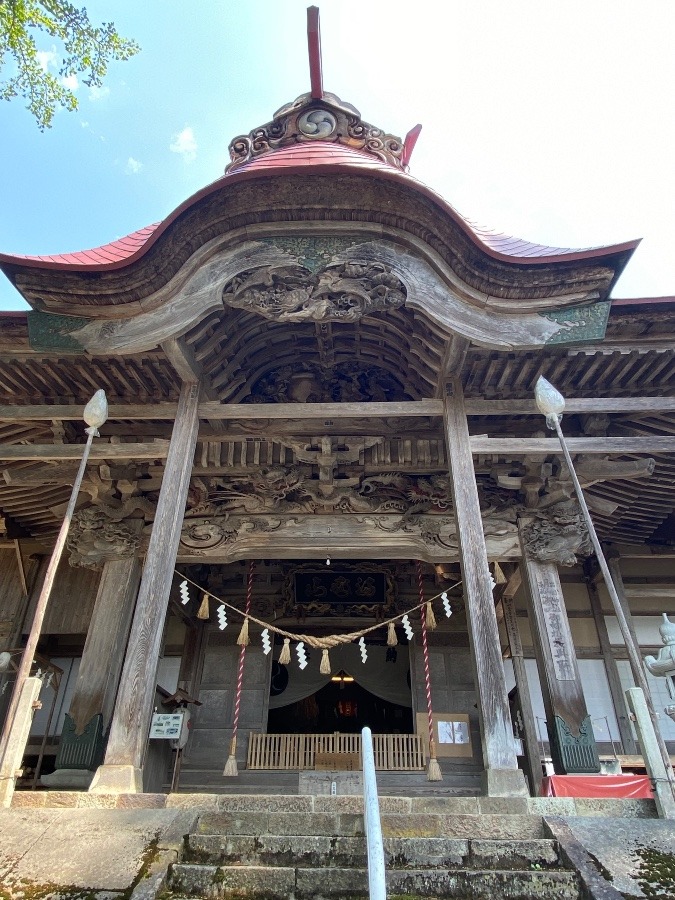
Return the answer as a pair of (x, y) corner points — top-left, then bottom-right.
(542, 774), (653, 799)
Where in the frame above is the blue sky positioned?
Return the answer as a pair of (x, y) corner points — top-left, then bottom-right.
(2, 1), (675, 310)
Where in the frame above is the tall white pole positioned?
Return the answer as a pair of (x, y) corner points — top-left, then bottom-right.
(0, 392), (107, 772)
(535, 377), (675, 802)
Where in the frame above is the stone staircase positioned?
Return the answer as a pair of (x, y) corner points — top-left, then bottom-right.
(162, 795), (584, 899)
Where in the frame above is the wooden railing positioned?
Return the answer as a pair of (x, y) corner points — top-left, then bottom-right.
(247, 732), (425, 770)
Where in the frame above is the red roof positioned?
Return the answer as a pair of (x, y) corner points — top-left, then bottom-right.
(0, 141), (639, 274)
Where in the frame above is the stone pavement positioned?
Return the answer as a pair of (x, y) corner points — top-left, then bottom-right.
(566, 817), (675, 899)
(0, 807), (198, 898)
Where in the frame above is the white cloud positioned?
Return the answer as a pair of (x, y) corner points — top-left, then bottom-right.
(61, 73), (79, 91)
(36, 49), (57, 72)
(125, 157), (143, 175)
(169, 125), (197, 162)
(89, 85), (110, 101)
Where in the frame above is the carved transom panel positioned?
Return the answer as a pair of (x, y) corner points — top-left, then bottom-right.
(222, 261), (406, 324)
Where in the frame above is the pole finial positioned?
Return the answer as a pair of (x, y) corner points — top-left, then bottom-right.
(307, 6), (323, 99)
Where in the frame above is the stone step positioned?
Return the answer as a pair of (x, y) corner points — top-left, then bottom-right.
(168, 863), (580, 899)
(178, 792), (533, 816)
(173, 767), (483, 796)
(194, 809), (545, 839)
(186, 833), (561, 870)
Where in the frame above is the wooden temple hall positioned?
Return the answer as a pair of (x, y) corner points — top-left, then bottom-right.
(0, 13), (674, 803)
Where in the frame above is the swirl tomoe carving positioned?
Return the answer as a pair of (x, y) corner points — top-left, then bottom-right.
(227, 90), (404, 171)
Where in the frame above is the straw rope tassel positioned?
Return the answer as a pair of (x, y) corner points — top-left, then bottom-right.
(197, 593), (210, 620)
(320, 648), (331, 675)
(417, 560), (442, 781)
(387, 621), (398, 646)
(279, 638), (291, 665)
(224, 560), (254, 776)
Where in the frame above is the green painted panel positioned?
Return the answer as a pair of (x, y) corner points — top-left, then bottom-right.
(261, 236), (358, 273)
(543, 301), (611, 345)
(27, 310), (88, 352)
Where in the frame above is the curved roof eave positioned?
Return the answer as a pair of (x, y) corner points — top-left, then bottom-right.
(0, 143), (640, 279)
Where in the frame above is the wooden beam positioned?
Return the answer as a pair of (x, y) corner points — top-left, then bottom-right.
(470, 436), (675, 454)
(435, 335), (469, 399)
(160, 337), (205, 386)
(465, 397), (675, 416)
(502, 565), (522, 601)
(0, 400), (444, 422)
(0, 404), (178, 422)
(0, 443), (169, 461)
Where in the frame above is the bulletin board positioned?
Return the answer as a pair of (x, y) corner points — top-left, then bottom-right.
(416, 712), (473, 758)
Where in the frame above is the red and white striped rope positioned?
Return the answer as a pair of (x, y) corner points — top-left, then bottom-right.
(231, 559), (254, 743)
(416, 560), (436, 757)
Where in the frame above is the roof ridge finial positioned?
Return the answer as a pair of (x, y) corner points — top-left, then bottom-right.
(307, 6), (323, 100)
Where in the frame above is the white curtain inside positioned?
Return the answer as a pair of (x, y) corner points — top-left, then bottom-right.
(268, 642), (411, 709)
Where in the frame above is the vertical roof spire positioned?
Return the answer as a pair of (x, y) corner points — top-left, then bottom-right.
(307, 6), (323, 99)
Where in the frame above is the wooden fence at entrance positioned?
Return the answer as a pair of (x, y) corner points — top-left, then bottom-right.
(247, 732), (425, 770)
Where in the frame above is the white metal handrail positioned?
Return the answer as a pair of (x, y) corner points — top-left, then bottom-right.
(361, 726), (386, 900)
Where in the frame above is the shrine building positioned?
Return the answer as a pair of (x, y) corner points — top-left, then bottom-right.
(0, 12), (673, 802)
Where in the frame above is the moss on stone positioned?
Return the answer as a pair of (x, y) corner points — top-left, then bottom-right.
(635, 846), (675, 898)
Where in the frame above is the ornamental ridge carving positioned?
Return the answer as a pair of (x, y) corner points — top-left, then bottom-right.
(67, 507), (141, 569)
(222, 261), (406, 323)
(226, 91), (404, 171)
(521, 500), (591, 567)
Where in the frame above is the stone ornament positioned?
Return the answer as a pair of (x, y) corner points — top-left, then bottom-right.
(227, 90), (404, 171)
(222, 261), (406, 323)
(67, 507), (141, 569)
(644, 613), (675, 677)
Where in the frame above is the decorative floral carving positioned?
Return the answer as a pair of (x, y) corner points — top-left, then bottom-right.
(179, 517), (283, 554)
(226, 91), (404, 171)
(520, 500), (591, 566)
(222, 261), (406, 323)
(67, 508), (140, 569)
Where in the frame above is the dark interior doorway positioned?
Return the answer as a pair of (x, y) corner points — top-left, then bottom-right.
(267, 680), (413, 735)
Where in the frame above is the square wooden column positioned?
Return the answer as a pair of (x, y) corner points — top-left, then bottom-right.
(42, 537), (143, 789)
(444, 382), (527, 796)
(90, 382), (200, 794)
(519, 521), (600, 774)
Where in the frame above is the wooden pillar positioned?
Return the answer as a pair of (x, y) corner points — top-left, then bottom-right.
(90, 382), (200, 794)
(502, 589), (543, 797)
(519, 522), (600, 774)
(444, 382), (526, 796)
(42, 531), (144, 787)
(606, 552), (641, 653)
(584, 561), (637, 754)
